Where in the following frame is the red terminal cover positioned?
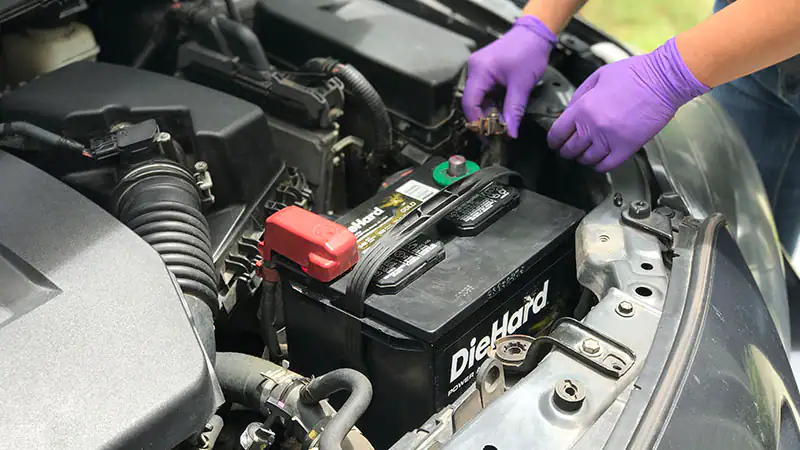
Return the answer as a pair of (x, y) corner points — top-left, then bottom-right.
(259, 206), (359, 282)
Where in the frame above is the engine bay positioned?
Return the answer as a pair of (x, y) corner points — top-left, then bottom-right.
(0, 1), (657, 449)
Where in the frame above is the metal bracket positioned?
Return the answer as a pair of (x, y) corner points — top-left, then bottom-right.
(193, 161), (216, 207)
(518, 318), (636, 379)
(475, 358), (505, 408)
(330, 135), (365, 167)
(621, 200), (674, 246)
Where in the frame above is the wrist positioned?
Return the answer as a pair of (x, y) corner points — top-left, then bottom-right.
(514, 15), (559, 46)
(649, 37), (710, 106)
(522, 0), (585, 36)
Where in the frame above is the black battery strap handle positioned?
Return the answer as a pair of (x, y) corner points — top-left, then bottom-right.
(343, 165), (523, 317)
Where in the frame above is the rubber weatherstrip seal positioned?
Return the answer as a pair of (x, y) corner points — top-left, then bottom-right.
(624, 213), (725, 450)
(341, 165), (523, 317)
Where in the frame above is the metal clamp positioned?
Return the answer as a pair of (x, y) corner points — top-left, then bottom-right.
(465, 108), (507, 137)
(516, 317), (636, 379)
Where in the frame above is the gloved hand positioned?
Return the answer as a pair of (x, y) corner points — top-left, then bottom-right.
(462, 15), (557, 138)
(547, 38), (709, 172)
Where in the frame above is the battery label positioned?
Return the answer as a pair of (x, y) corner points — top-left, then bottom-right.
(432, 250), (579, 406)
(440, 276), (554, 402)
(441, 183), (520, 236)
(346, 180), (440, 253)
(373, 236), (445, 294)
(395, 180), (439, 202)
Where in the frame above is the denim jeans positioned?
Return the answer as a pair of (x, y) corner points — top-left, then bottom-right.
(710, 0), (800, 256)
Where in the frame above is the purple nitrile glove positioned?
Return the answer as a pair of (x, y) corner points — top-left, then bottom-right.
(462, 15), (557, 138)
(547, 37), (709, 172)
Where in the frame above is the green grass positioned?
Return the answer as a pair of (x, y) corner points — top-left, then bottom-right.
(580, 0), (714, 52)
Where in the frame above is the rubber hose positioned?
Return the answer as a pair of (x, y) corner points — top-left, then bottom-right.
(0, 121), (86, 152)
(113, 161), (219, 313)
(303, 58), (393, 159)
(300, 369), (373, 450)
(215, 352), (282, 411)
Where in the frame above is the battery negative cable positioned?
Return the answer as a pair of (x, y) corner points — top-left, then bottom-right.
(343, 165), (523, 316)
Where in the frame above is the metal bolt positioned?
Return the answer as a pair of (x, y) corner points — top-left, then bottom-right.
(110, 122), (130, 132)
(553, 379), (586, 412)
(156, 131), (172, 143)
(581, 338), (601, 356)
(613, 193), (624, 207)
(628, 200), (651, 219)
(616, 301), (635, 317)
(194, 161), (208, 172)
(655, 206), (675, 218)
(496, 337), (532, 363)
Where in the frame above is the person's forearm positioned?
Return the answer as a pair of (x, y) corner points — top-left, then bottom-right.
(676, 0), (800, 88)
(522, 0), (589, 34)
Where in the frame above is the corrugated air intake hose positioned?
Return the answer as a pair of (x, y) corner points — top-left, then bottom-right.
(112, 160), (218, 358)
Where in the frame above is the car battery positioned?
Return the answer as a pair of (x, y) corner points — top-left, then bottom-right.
(269, 158), (585, 448)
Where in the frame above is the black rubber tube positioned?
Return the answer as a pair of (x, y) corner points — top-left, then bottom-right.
(0, 121), (86, 153)
(215, 352), (281, 411)
(112, 161), (219, 313)
(260, 281), (284, 360)
(300, 369), (373, 450)
(302, 58), (393, 159)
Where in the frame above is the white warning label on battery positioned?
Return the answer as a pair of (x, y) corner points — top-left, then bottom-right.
(396, 180), (439, 203)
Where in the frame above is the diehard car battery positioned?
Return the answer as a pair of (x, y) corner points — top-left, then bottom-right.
(266, 158), (585, 448)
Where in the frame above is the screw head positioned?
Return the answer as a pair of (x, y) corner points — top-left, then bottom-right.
(553, 379), (586, 412)
(628, 200), (651, 219)
(616, 301), (635, 317)
(613, 193), (624, 207)
(581, 338), (601, 356)
(194, 161), (208, 172)
(156, 131), (172, 143)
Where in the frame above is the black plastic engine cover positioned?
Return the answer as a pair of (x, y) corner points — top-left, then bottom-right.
(253, 0), (475, 127)
(0, 151), (221, 449)
(0, 61), (286, 277)
(0, 61), (280, 211)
